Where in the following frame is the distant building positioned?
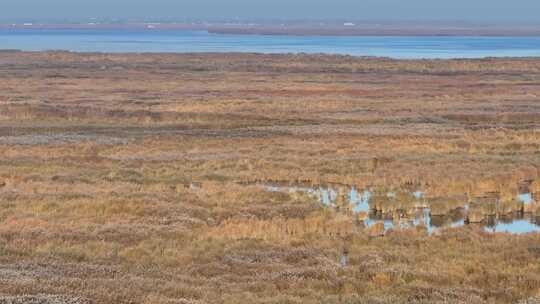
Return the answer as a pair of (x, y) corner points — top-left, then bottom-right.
(344, 22), (355, 27)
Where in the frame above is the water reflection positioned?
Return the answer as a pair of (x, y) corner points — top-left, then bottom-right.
(487, 219), (540, 233)
(519, 193), (533, 204)
(256, 182), (539, 234)
(350, 188), (370, 213)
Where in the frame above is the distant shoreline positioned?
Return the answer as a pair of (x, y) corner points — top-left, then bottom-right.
(0, 50), (539, 62)
(207, 25), (540, 37)
(2, 22), (540, 37)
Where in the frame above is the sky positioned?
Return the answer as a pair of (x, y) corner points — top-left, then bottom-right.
(2, 0), (540, 23)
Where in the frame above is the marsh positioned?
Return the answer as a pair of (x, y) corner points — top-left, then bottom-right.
(1, 51), (540, 303)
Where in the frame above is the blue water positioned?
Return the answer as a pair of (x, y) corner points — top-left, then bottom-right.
(258, 182), (540, 234)
(1, 29), (540, 59)
(486, 220), (540, 234)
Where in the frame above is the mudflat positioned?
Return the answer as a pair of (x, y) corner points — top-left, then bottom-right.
(1, 51), (540, 303)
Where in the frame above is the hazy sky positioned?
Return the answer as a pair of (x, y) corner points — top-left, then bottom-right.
(3, 0), (540, 22)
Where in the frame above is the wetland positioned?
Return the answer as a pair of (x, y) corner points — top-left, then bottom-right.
(1, 51), (540, 303)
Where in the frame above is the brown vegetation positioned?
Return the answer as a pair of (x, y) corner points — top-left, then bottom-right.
(1, 51), (540, 303)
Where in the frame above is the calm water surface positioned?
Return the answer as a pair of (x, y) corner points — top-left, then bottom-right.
(2, 29), (540, 59)
(257, 182), (539, 234)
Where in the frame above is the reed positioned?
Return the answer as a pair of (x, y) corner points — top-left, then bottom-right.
(1, 51), (540, 303)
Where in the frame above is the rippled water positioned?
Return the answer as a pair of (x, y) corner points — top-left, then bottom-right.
(2, 29), (540, 59)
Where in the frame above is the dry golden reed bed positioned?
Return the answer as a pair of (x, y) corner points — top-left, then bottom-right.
(1, 51), (540, 303)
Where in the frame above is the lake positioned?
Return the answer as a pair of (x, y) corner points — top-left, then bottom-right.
(1, 29), (540, 59)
